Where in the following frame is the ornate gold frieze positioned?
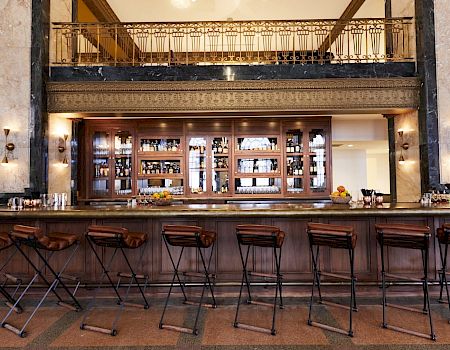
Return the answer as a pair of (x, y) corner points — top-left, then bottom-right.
(47, 78), (420, 114)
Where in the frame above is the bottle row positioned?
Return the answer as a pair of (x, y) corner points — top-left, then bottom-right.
(140, 161), (181, 175)
(237, 159), (278, 174)
(140, 139), (180, 153)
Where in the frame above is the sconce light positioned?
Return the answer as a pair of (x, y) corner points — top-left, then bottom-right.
(398, 130), (409, 164)
(58, 134), (69, 168)
(1, 128), (15, 166)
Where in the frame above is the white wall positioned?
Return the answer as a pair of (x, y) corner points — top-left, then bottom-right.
(367, 153), (390, 193)
(332, 119), (388, 141)
(332, 149), (367, 198)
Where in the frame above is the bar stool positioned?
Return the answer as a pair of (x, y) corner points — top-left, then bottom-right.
(307, 223), (357, 337)
(81, 225), (150, 336)
(1, 225), (82, 337)
(375, 223), (436, 341)
(159, 225), (217, 335)
(437, 224), (450, 319)
(0, 232), (22, 313)
(233, 224), (285, 336)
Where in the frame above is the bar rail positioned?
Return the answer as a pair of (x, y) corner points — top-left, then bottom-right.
(51, 17), (414, 66)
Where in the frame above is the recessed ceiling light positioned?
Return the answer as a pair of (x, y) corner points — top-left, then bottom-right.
(347, 144), (354, 147)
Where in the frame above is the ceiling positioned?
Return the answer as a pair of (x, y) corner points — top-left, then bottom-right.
(106, 0), (385, 22)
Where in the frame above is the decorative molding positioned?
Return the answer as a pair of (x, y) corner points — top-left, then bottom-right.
(47, 78), (420, 114)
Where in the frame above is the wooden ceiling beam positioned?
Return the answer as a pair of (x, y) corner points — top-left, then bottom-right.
(318, 0), (366, 53)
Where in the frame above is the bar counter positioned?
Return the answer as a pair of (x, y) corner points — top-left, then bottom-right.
(0, 202), (448, 284)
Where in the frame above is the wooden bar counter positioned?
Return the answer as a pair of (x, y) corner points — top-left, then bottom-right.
(0, 202), (447, 284)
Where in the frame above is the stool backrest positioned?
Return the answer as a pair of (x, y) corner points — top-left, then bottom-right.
(87, 225), (129, 248)
(236, 224), (285, 248)
(375, 224), (430, 250)
(162, 225), (215, 248)
(307, 223), (356, 249)
(11, 225), (43, 239)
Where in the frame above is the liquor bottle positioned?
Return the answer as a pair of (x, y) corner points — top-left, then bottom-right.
(217, 141), (223, 154)
(223, 139), (229, 154)
(212, 141), (218, 154)
(295, 143), (300, 153)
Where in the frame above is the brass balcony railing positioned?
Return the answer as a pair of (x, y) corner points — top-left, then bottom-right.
(51, 17), (414, 66)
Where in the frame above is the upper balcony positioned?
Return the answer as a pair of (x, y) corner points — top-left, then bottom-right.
(49, 17), (416, 82)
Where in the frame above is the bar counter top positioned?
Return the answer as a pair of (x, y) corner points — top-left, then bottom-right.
(0, 202), (449, 218)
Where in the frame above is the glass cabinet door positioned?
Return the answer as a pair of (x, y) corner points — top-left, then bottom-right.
(212, 136), (230, 194)
(92, 131), (111, 196)
(285, 129), (304, 195)
(113, 131), (133, 196)
(308, 129), (327, 192)
(188, 137), (207, 195)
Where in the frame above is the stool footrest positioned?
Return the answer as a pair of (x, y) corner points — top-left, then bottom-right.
(183, 300), (215, 308)
(385, 273), (423, 282)
(120, 301), (147, 309)
(57, 301), (79, 311)
(183, 272), (215, 279)
(309, 321), (351, 337)
(438, 299), (449, 304)
(117, 272), (147, 279)
(160, 324), (195, 334)
(5, 302), (22, 314)
(81, 324), (116, 336)
(386, 302), (427, 314)
(59, 273), (80, 282)
(320, 271), (354, 281)
(4, 274), (21, 284)
(384, 324), (436, 341)
(319, 300), (357, 311)
(2, 323), (25, 337)
(234, 322), (274, 335)
(248, 300), (275, 308)
(248, 271), (278, 279)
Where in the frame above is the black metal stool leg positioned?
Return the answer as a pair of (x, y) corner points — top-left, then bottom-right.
(381, 237), (387, 329)
(276, 247), (284, 309)
(308, 245), (320, 326)
(233, 245), (251, 328)
(423, 246), (436, 340)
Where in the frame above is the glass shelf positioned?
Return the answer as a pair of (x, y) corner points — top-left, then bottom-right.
(137, 179), (184, 195)
(139, 159), (181, 175)
(236, 158), (279, 174)
(236, 137), (278, 152)
(235, 177), (282, 195)
(139, 138), (181, 153)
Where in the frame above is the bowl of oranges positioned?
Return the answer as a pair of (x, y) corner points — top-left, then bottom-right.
(151, 191), (174, 206)
(330, 186), (352, 204)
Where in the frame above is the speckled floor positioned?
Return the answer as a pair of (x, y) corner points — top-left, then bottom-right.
(0, 293), (449, 349)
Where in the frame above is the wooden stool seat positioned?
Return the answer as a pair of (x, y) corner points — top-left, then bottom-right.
(307, 223), (355, 249)
(437, 224), (450, 244)
(375, 224), (430, 250)
(236, 224), (285, 248)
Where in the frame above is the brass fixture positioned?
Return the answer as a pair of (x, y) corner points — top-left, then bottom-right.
(397, 130), (409, 164)
(1, 128), (15, 166)
(58, 134), (69, 167)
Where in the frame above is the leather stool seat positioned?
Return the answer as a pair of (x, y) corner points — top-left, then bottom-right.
(0, 232), (11, 249)
(307, 223), (355, 249)
(10, 225), (78, 251)
(236, 224), (285, 248)
(162, 225), (216, 248)
(87, 225), (147, 249)
(375, 223), (430, 250)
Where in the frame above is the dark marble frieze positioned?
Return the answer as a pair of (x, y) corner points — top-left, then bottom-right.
(49, 63), (417, 82)
(47, 77), (420, 114)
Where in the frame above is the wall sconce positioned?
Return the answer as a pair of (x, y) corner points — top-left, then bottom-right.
(58, 134), (69, 168)
(1, 128), (15, 166)
(398, 130), (409, 164)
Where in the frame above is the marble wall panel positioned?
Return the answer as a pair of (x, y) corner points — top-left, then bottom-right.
(0, 0), (32, 193)
(435, 1), (450, 184)
(394, 110), (421, 202)
(48, 113), (72, 204)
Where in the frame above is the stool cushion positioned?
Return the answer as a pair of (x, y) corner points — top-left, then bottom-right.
(0, 232), (11, 249)
(375, 223), (430, 250)
(438, 224), (450, 244)
(162, 225), (216, 248)
(236, 224), (285, 248)
(87, 225), (147, 249)
(307, 223), (356, 249)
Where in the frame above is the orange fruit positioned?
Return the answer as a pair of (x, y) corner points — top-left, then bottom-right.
(337, 185), (345, 193)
